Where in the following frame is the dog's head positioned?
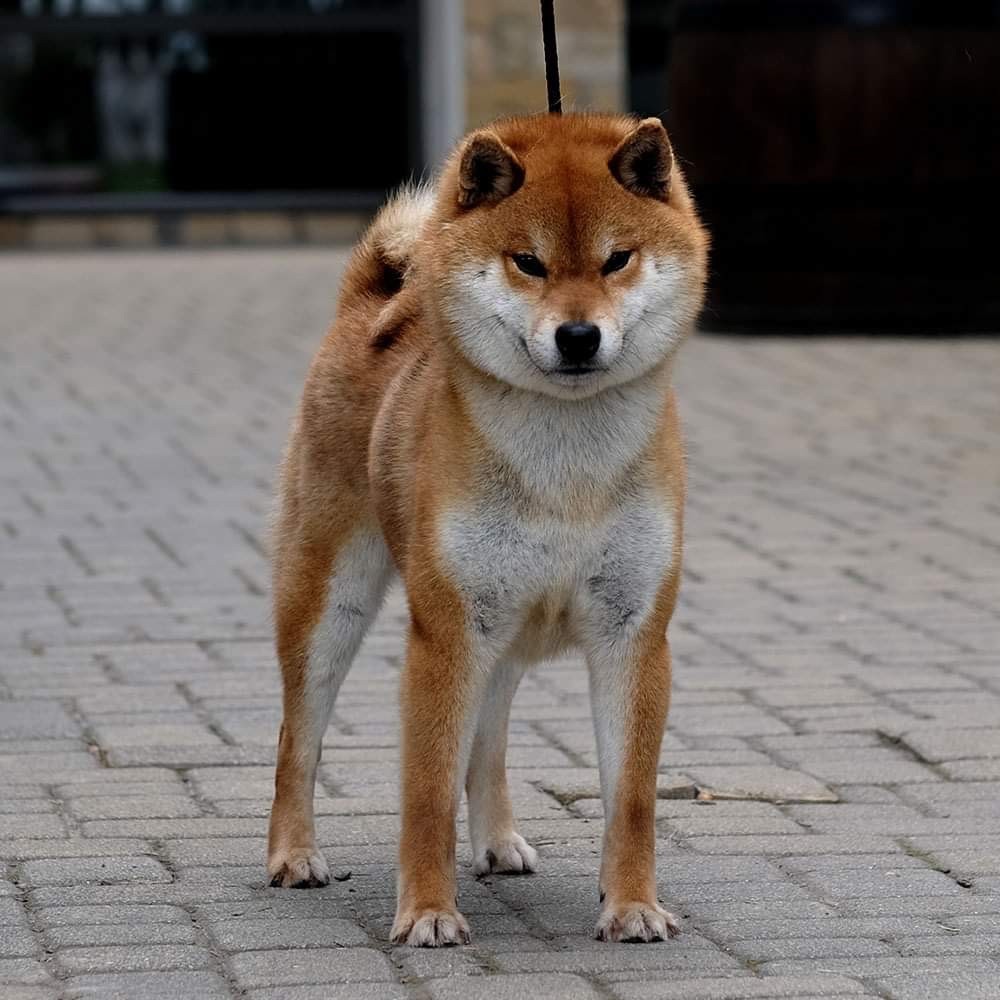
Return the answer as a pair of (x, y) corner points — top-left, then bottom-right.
(428, 114), (708, 399)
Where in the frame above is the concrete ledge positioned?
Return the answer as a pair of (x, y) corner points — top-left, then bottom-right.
(0, 211), (371, 249)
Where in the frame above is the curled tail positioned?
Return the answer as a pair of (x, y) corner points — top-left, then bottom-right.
(344, 183), (436, 305)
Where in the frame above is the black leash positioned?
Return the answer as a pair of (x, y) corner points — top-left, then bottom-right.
(540, 0), (562, 114)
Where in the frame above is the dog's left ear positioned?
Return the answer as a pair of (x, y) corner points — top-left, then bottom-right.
(457, 131), (525, 209)
(609, 118), (673, 200)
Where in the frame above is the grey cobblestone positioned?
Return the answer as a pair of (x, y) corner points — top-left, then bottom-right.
(18, 856), (169, 887)
(427, 974), (603, 999)
(245, 987), (411, 1000)
(55, 943), (214, 973)
(0, 988), (60, 1000)
(208, 916), (368, 949)
(228, 947), (395, 988)
(871, 973), (1000, 1000)
(0, 925), (39, 958)
(0, 958), (52, 985)
(609, 976), (868, 998)
(1, 251), (998, 997)
(35, 904), (190, 926)
(62, 970), (230, 999)
(43, 922), (198, 948)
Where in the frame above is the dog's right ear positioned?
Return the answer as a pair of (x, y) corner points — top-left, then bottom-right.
(457, 131), (525, 209)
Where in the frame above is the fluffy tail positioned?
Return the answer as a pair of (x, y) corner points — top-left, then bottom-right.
(345, 183), (436, 304)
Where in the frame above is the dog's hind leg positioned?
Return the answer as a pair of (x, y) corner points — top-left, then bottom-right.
(466, 659), (538, 876)
(268, 523), (392, 888)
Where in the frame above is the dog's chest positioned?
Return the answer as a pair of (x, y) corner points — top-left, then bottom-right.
(438, 482), (675, 651)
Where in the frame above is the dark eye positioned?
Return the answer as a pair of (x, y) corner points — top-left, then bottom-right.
(602, 249), (633, 275)
(511, 253), (547, 278)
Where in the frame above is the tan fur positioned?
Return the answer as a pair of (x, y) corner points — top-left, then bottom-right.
(268, 113), (708, 945)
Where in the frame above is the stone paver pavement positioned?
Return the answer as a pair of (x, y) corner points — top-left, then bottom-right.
(1, 249), (999, 1000)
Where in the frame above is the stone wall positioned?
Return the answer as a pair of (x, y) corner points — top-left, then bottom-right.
(464, 0), (626, 128)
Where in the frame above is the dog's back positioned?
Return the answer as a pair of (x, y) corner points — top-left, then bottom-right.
(281, 184), (434, 506)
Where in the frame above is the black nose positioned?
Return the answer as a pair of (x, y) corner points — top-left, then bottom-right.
(554, 321), (601, 365)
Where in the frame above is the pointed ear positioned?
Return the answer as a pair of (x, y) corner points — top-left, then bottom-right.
(457, 131), (525, 208)
(609, 118), (674, 200)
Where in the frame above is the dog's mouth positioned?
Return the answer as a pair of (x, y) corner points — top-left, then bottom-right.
(518, 337), (608, 387)
(518, 337), (607, 381)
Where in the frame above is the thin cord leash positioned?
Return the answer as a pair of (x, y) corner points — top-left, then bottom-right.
(540, 0), (562, 114)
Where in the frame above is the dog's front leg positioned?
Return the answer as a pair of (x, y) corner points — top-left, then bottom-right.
(587, 631), (680, 942)
(391, 615), (486, 947)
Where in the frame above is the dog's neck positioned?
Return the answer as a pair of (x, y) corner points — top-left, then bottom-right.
(450, 353), (675, 508)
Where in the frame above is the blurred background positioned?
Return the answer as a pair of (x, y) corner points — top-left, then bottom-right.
(1, 0), (998, 329)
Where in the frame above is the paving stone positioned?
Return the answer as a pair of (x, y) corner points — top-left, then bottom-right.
(0, 754), (100, 781)
(871, 973), (1000, 1000)
(229, 947), (395, 988)
(56, 944), (213, 973)
(208, 917), (368, 949)
(727, 937), (895, 961)
(0, 816), (66, 839)
(0, 897), (28, 922)
(395, 945), (485, 979)
(246, 987), (410, 1000)
(1, 839), (153, 862)
(788, 803), (930, 834)
(51, 769), (187, 791)
(778, 854), (927, 874)
(940, 759), (1000, 781)
(19, 856), (170, 887)
(895, 933), (1000, 956)
(836, 896), (1000, 918)
(0, 959), (52, 985)
(779, 749), (940, 785)
(92, 723), (224, 747)
(68, 796), (203, 820)
(688, 766), (837, 803)
(0, 924), (39, 957)
(35, 904), (190, 927)
(0, 800), (57, 815)
(0, 702), (80, 739)
(798, 868), (965, 900)
(426, 974), (603, 1000)
(80, 817), (262, 839)
(680, 901), (840, 923)
(758, 956), (1000, 977)
(194, 898), (358, 923)
(610, 975), (867, 998)
(671, 880), (813, 905)
(899, 728), (1000, 764)
(62, 970), (230, 999)
(104, 746), (276, 768)
(44, 923), (197, 948)
(494, 939), (742, 975)
(684, 834), (896, 856)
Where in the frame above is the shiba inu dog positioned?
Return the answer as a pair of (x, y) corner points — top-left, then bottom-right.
(267, 113), (708, 946)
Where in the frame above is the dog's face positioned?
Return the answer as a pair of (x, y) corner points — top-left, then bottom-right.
(430, 115), (709, 399)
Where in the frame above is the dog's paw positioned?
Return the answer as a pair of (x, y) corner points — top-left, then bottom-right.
(473, 832), (538, 876)
(390, 906), (471, 947)
(267, 848), (330, 889)
(595, 901), (680, 943)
